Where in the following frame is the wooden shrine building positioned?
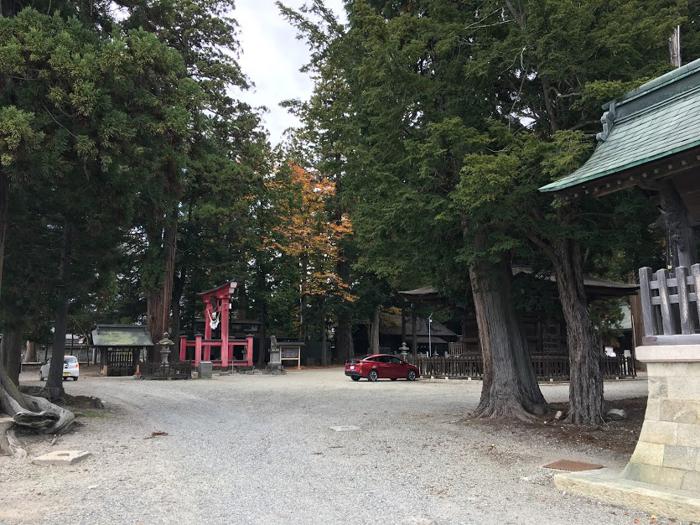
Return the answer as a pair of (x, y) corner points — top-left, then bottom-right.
(540, 58), (700, 520)
(91, 324), (153, 376)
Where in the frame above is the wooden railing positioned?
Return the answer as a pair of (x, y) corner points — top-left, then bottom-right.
(639, 265), (700, 345)
(409, 354), (635, 381)
(140, 360), (192, 380)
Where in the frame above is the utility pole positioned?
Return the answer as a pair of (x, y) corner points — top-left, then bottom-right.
(669, 25), (681, 68)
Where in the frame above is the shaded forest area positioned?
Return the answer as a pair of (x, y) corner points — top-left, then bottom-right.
(1, 0), (699, 425)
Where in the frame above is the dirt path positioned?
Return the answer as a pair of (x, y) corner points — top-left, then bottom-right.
(0, 369), (662, 525)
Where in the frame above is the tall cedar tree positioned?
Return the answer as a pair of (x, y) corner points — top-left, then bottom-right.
(452, 0), (685, 423)
(289, 0), (677, 420)
(0, 8), (197, 397)
(116, 0), (261, 348)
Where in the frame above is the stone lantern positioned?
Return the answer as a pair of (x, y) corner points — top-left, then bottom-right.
(399, 342), (409, 361)
(158, 332), (174, 367)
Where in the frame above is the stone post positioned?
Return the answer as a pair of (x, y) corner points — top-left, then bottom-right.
(623, 346), (700, 492)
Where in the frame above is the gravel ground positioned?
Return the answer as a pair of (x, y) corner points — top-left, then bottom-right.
(0, 369), (667, 525)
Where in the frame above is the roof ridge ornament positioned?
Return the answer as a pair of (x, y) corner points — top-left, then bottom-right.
(596, 101), (616, 142)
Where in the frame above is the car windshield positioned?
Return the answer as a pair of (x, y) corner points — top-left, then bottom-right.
(64, 356), (78, 364)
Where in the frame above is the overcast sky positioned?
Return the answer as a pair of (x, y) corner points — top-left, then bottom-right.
(234, 0), (347, 145)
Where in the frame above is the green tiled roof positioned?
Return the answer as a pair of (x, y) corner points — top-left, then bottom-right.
(540, 58), (700, 193)
(91, 324), (153, 347)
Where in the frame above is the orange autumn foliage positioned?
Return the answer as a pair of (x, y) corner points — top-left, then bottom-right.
(265, 163), (354, 303)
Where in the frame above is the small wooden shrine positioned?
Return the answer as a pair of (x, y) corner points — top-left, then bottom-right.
(541, 58), (700, 520)
(178, 282), (253, 368)
(91, 324), (153, 376)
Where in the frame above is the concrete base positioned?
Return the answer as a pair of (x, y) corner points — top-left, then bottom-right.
(555, 468), (700, 523)
(198, 361), (213, 379)
(33, 450), (91, 466)
(624, 349), (700, 492)
(558, 344), (700, 521)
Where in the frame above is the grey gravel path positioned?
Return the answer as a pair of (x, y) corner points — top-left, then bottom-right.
(0, 369), (661, 525)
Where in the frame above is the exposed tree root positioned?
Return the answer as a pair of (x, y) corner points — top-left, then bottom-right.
(0, 418), (26, 458)
(473, 398), (542, 423)
(0, 365), (75, 440)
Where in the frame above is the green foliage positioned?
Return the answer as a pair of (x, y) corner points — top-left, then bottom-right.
(0, 6), (199, 338)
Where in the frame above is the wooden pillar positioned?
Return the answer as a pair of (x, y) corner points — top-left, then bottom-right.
(245, 335), (254, 366)
(657, 180), (697, 268)
(411, 305), (417, 358)
(204, 301), (212, 341)
(179, 335), (187, 361)
(220, 297), (230, 368)
(195, 335), (202, 366)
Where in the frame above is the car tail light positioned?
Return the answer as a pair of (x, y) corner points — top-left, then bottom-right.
(76, 363), (79, 369)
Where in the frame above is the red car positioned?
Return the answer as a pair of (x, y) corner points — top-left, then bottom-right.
(344, 354), (419, 382)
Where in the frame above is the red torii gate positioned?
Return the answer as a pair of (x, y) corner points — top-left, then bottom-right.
(178, 282), (253, 368)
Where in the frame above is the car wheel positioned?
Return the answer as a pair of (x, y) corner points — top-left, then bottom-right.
(368, 369), (379, 382)
(73, 376), (78, 381)
(407, 370), (417, 381)
(351, 376), (360, 382)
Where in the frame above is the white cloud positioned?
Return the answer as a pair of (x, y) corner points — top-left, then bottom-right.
(233, 0), (346, 145)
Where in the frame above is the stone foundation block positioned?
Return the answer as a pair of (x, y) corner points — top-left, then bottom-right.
(683, 471), (700, 492)
(663, 445), (698, 470)
(639, 420), (677, 445)
(645, 398), (661, 421)
(554, 469), (700, 523)
(648, 377), (669, 397)
(676, 423), (700, 448)
(624, 463), (686, 489)
(33, 450), (91, 466)
(660, 399), (700, 424)
(630, 441), (665, 466)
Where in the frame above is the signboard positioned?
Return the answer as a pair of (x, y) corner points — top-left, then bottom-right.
(278, 342), (303, 369)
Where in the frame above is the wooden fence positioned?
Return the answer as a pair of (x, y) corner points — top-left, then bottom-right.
(639, 265), (700, 345)
(410, 354), (636, 381)
(140, 360), (192, 380)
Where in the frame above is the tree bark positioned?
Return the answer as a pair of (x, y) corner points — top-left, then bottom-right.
(470, 254), (547, 420)
(335, 308), (353, 363)
(46, 222), (71, 402)
(0, 328), (22, 387)
(551, 238), (605, 425)
(370, 305), (380, 353)
(257, 301), (268, 368)
(171, 268), (185, 342)
(0, 173), (8, 297)
(321, 316), (328, 366)
(147, 206), (178, 359)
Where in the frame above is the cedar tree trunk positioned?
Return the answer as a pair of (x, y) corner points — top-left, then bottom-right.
(334, 257), (353, 363)
(0, 328), (22, 386)
(147, 207), (178, 358)
(321, 317), (328, 366)
(335, 308), (353, 363)
(256, 264), (268, 368)
(0, 173), (8, 297)
(370, 305), (380, 353)
(470, 254), (547, 420)
(46, 222), (71, 401)
(552, 238), (605, 425)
